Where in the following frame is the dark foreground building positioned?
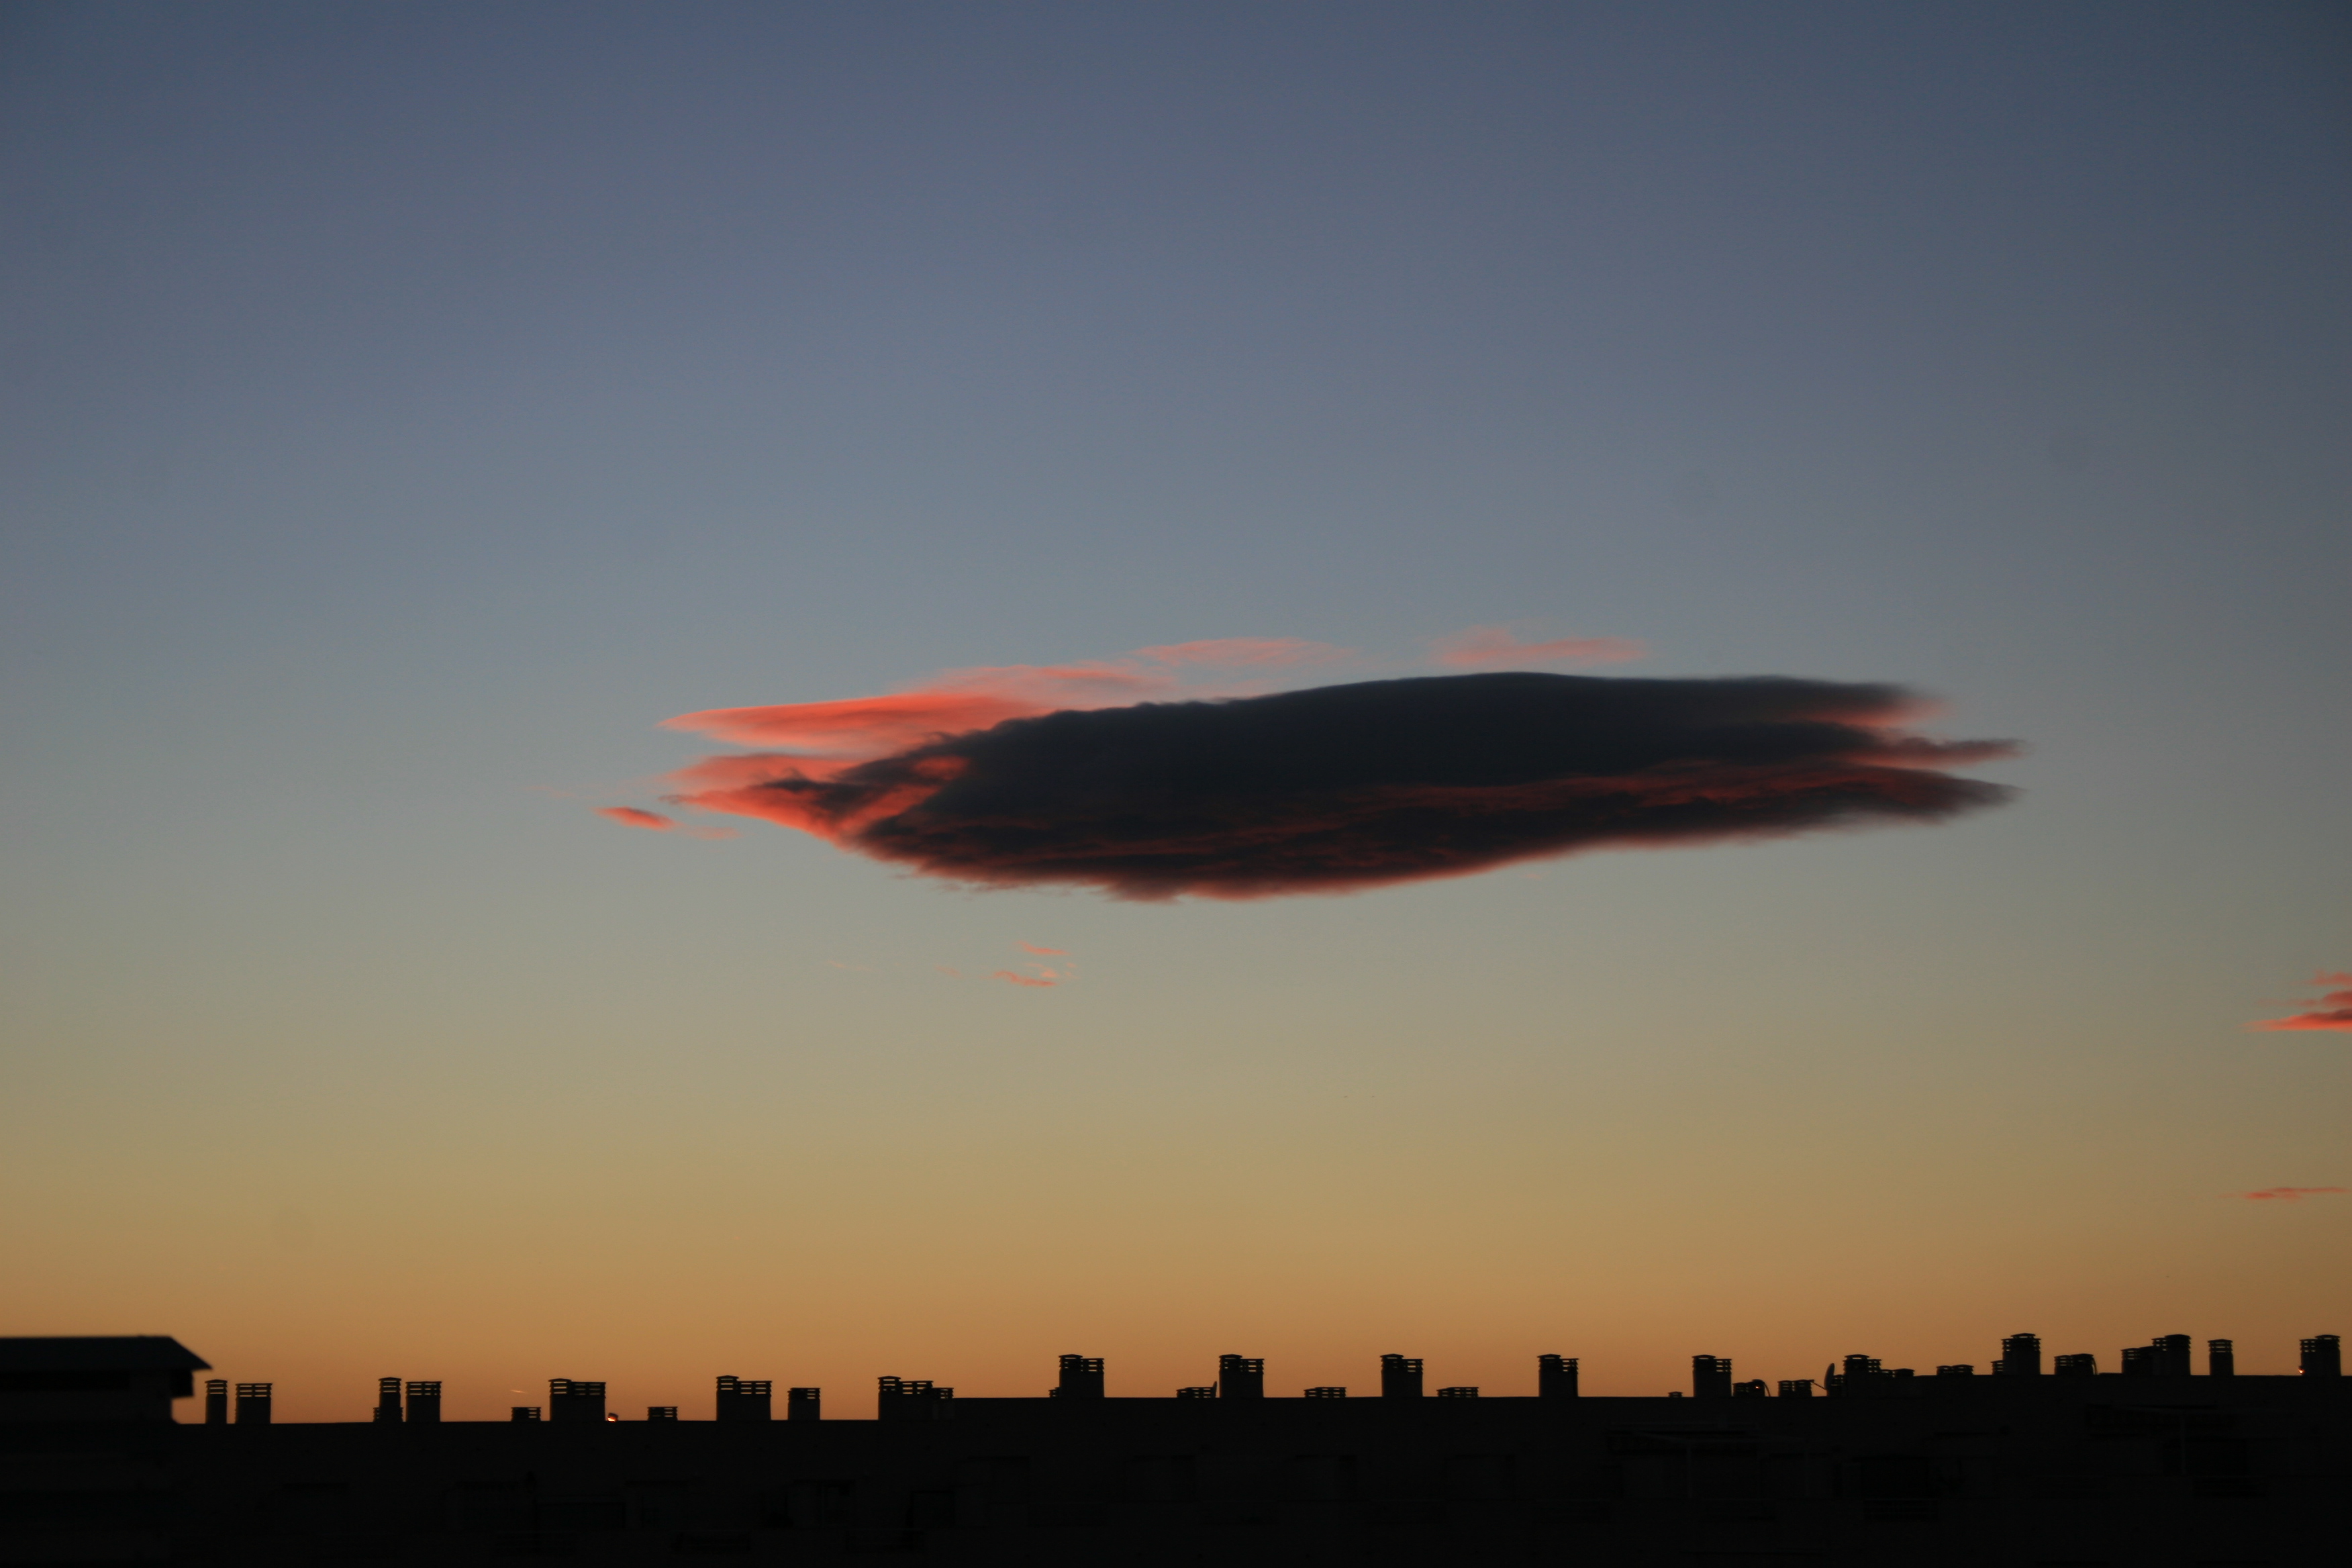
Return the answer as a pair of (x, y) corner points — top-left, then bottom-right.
(2, 1336), (2343, 1565)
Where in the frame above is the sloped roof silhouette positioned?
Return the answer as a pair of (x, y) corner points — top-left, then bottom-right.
(0, 1336), (210, 1371)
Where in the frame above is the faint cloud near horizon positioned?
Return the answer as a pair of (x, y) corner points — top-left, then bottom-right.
(2239, 1186), (2347, 1202)
(994, 940), (1075, 989)
(2247, 971), (2352, 1032)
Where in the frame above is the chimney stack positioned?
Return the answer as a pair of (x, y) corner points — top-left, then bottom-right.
(203, 1379), (228, 1425)
(1055, 1355), (1105, 1400)
(1379, 1355), (1424, 1400)
(373, 1377), (401, 1423)
(787, 1387), (822, 1422)
(1537, 1355), (1578, 1400)
(1218, 1355), (1265, 1400)
(548, 1379), (605, 1423)
(234, 1383), (272, 1425)
(1692, 1355), (1732, 1400)
(2208, 1339), (2234, 1377)
(877, 1377), (953, 1420)
(404, 1381), (442, 1423)
(2302, 1335), (2341, 1377)
(1998, 1334), (2042, 1377)
(715, 1376), (773, 1422)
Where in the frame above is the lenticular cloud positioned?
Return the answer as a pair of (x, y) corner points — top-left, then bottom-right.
(644, 665), (2016, 901)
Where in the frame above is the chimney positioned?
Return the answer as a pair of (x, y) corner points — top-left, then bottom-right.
(548, 1379), (606, 1423)
(404, 1381), (442, 1423)
(2151, 1335), (2192, 1377)
(2208, 1339), (2235, 1377)
(715, 1376), (773, 1422)
(1998, 1334), (2042, 1377)
(234, 1383), (272, 1425)
(1177, 1385), (1216, 1400)
(2120, 1345), (2155, 1377)
(1776, 1379), (1813, 1398)
(2053, 1354), (2097, 1377)
(204, 1379), (228, 1426)
(1437, 1385), (1479, 1399)
(1935, 1365), (1975, 1379)
(511, 1406), (541, 1422)
(877, 1377), (953, 1421)
(1692, 1355), (1732, 1400)
(1304, 1385), (1346, 1399)
(1537, 1355), (1578, 1400)
(374, 1377), (402, 1424)
(1055, 1355), (1105, 1400)
(1732, 1379), (1768, 1399)
(1829, 1355), (1883, 1395)
(1218, 1355), (1265, 1400)
(2301, 1335), (2341, 1378)
(1379, 1355), (1424, 1400)
(787, 1387), (822, 1422)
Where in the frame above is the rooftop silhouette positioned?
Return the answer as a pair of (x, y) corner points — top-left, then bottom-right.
(3, 1330), (2341, 1565)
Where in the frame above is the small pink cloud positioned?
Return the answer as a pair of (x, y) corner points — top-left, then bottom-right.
(1129, 638), (1353, 669)
(1429, 626), (1647, 669)
(1018, 941), (1069, 956)
(993, 970), (1057, 988)
(598, 806), (675, 830)
(2241, 1186), (2349, 1201)
(2249, 971), (2352, 1032)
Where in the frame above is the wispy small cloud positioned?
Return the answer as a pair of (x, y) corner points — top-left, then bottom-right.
(1428, 625), (1647, 669)
(2249, 971), (2352, 1032)
(2241, 1186), (2349, 1202)
(993, 970), (1058, 988)
(1018, 940), (1069, 956)
(1129, 637), (1353, 669)
(596, 804), (735, 838)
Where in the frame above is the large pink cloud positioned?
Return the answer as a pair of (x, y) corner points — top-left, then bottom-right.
(642, 652), (2016, 901)
(2249, 972), (2352, 1032)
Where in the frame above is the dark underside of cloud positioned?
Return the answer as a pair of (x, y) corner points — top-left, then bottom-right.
(700, 673), (2016, 899)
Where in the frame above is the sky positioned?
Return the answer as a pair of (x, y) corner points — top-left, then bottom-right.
(2, 1), (2347, 1420)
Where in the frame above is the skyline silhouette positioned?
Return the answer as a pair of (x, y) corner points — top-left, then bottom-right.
(5, 1331), (2341, 1563)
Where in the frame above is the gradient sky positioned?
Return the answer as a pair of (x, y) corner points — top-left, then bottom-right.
(3, 1), (2347, 1420)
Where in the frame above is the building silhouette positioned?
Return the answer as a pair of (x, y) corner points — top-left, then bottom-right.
(0, 1337), (208, 1425)
(2, 1331), (2342, 1565)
